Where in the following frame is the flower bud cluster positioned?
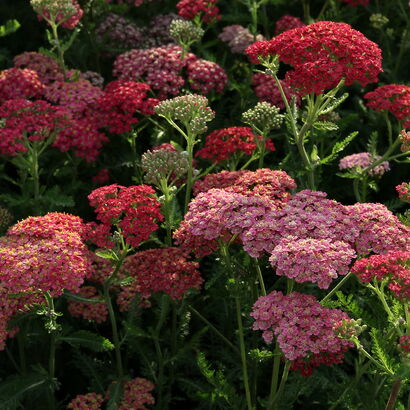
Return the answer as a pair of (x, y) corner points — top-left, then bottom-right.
(169, 19), (204, 46)
(155, 94), (215, 135)
(242, 102), (284, 132)
(370, 13), (389, 29)
(30, 0), (83, 29)
(141, 148), (190, 186)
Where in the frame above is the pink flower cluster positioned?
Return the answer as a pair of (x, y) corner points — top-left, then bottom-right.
(269, 237), (356, 289)
(67, 286), (108, 323)
(117, 247), (203, 309)
(246, 21), (382, 96)
(339, 152), (390, 177)
(67, 392), (105, 410)
(186, 59), (227, 94)
(0, 68), (45, 103)
(86, 184), (163, 248)
(364, 85), (410, 127)
(219, 25), (264, 54)
(95, 80), (158, 134)
(176, 0), (220, 23)
(13, 52), (63, 85)
(400, 129), (410, 152)
(251, 291), (353, 365)
(196, 127), (275, 163)
(174, 188), (277, 257)
(351, 250), (410, 300)
(34, 0), (84, 29)
(0, 213), (92, 297)
(251, 74), (298, 109)
(274, 15), (305, 35)
(118, 378), (155, 410)
(0, 98), (70, 156)
(113, 45), (226, 99)
(396, 182), (410, 203)
(95, 14), (144, 53)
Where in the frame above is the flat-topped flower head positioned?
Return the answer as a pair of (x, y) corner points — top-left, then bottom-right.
(400, 130), (410, 152)
(176, 0), (221, 23)
(118, 377), (155, 410)
(396, 182), (410, 203)
(364, 85), (410, 127)
(251, 291), (353, 374)
(67, 392), (105, 410)
(219, 25), (264, 54)
(169, 19), (204, 46)
(186, 59), (228, 95)
(246, 21), (382, 96)
(141, 148), (190, 186)
(31, 0), (83, 29)
(339, 152), (390, 177)
(242, 102), (284, 132)
(274, 15), (305, 35)
(196, 127), (275, 163)
(155, 94), (215, 135)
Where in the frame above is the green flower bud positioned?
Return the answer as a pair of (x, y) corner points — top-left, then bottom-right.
(242, 102), (284, 133)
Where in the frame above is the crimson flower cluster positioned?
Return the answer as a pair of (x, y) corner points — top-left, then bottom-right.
(176, 0), (221, 23)
(86, 184), (163, 248)
(186, 59), (227, 94)
(274, 15), (305, 35)
(351, 250), (410, 300)
(251, 291), (353, 375)
(117, 247), (203, 309)
(364, 85), (410, 127)
(196, 127), (275, 163)
(246, 21), (382, 96)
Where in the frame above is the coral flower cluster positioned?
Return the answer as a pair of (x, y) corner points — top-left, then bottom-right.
(251, 291), (353, 375)
(196, 127), (275, 163)
(246, 21), (382, 96)
(67, 392), (105, 410)
(117, 247), (203, 309)
(86, 184), (163, 248)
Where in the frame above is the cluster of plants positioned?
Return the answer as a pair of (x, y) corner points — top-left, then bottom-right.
(0, 0), (410, 408)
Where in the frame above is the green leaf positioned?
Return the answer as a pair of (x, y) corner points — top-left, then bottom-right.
(312, 121), (339, 131)
(59, 330), (114, 352)
(369, 328), (396, 374)
(366, 131), (379, 155)
(0, 20), (20, 37)
(321, 131), (358, 165)
(61, 27), (81, 53)
(95, 248), (118, 261)
(106, 381), (123, 410)
(319, 92), (349, 115)
(63, 291), (104, 304)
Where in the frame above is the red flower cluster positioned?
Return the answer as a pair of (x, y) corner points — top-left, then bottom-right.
(246, 21), (382, 96)
(399, 335), (410, 354)
(187, 59), (227, 94)
(274, 15), (305, 35)
(364, 85), (410, 127)
(176, 0), (220, 23)
(0, 68), (45, 103)
(0, 98), (70, 156)
(251, 73), (298, 109)
(86, 184), (163, 248)
(196, 127), (275, 163)
(117, 247), (203, 309)
(95, 80), (159, 134)
(351, 250), (410, 300)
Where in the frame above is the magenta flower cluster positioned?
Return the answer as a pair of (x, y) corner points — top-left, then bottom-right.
(339, 152), (390, 177)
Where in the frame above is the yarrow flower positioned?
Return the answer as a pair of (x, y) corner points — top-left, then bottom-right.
(141, 147), (190, 186)
(67, 286), (108, 323)
(144, 13), (179, 47)
(116, 247), (203, 309)
(95, 14), (144, 53)
(67, 392), (105, 410)
(113, 45), (196, 99)
(0, 68), (45, 103)
(92, 169), (110, 185)
(80, 71), (104, 89)
(246, 21), (382, 96)
(274, 15), (305, 35)
(351, 250), (410, 300)
(169, 18), (204, 47)
(242, 102), (284, 133)
(251, 291), (353, 375)
(339, 0), (369, 6)
(176, 0), (221, 23)
(364, 85), (410, 127)
(13, 52), (63, 85)
(400, 129), (410, 152)
(31, 0), (83, 29)
(219, 25), (264, 54)
(154, 94), (215, 135)
(399, 335), (410, 354)
(86, 184), (163, 248)
(196, 127), (275, 163)
(269, 236), (356, 289)
(0, 213), (92, 296)
(186, 59), (228, 95)
(118, 378), (155, 410)
(396, 182), (410, 203)
(251, 74), (298, 110)
(339, 152), (390, 177)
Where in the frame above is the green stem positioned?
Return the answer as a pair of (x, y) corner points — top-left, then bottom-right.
(220, 244), (253, 410)
(258, 131), (267, 169)
(249, 0), (259, 38)
(268, 343), (281, 407)
(50, 21), (67, 80)
(188, 305), (240, 355)
(321, 272), (354, 304)
(353, 179), (362, 202)
(254, 259), (267, 296)
(355, 342), (394, 374)
(268, 360), (291, 409)
(160, 179), (173, 246)
(184, 133), (195, 213)
(385, 379), (402, 410)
